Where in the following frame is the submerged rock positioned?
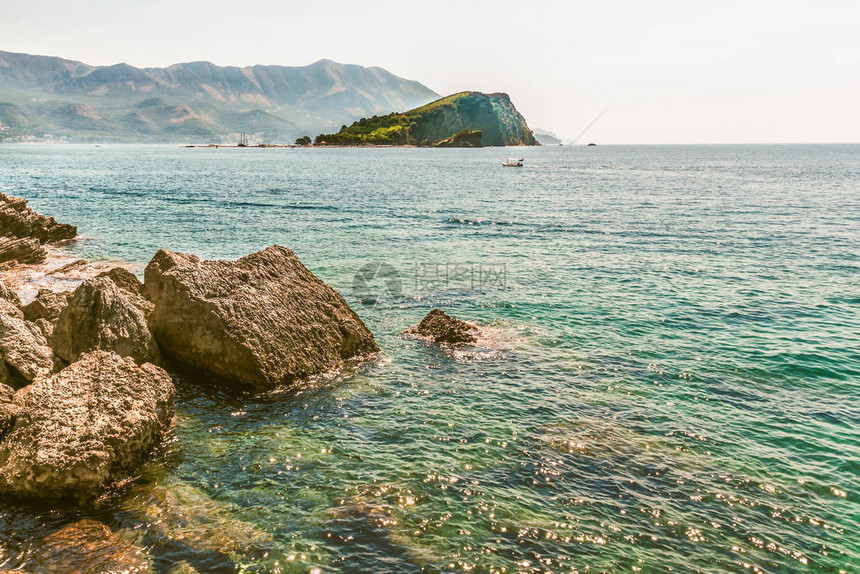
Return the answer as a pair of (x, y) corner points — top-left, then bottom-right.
(115, 480), (270, 572)
(144, 246), (378, 390)
(0, 307), (54, 386)
(31, 519), (151, 573)
(406, 309), (479, 344)
(0, 191), (77, 244)
(0, 351), (175, 502)
(123, 481), (272, 559)
(53, 276), (160, 365)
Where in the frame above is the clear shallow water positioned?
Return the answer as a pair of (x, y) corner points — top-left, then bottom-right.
(0, 144), (858, 572)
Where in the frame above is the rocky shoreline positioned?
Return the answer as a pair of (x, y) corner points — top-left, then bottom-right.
(0, 191), (381, 503)
(0, 191), (485, 571)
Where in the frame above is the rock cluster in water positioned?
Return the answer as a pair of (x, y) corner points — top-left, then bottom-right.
(0, 194), (380, 508)
(0, 194), (491, 569)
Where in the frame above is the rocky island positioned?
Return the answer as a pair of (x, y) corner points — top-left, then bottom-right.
(314, 91), (537, 147)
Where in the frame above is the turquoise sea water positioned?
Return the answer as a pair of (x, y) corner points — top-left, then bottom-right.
(0, 144), (858, 572)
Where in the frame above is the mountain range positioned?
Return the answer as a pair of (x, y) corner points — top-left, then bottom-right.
(0, 50), (439, 143)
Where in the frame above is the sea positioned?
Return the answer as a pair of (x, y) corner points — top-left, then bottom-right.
(0, 144), (857, 573)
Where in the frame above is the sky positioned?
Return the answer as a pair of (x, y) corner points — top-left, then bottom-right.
(2, 0), (858, 144)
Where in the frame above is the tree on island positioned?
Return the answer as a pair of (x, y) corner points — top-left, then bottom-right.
(295, 136), (311, 146)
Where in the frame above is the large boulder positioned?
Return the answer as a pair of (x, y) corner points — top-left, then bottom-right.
(0, 307), (54, 386)
(0, 191), (77, 244)
(122, 481), (272, 561)
(53, 276), (161, 365)
(0, 351), (175, 502)
(144, 246), (378, 390)
(405, 309), (479, 344)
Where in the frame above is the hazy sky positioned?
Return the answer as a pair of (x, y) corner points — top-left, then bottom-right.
(2, 0), (858, 143)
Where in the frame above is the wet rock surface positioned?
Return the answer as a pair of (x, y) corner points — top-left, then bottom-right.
(406, 309), (479, 345)
(53, 276), (160, 365)
(0, 351), (175, 502)
(145, 245), (378, 390)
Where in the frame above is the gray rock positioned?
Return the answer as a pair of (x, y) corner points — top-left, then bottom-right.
(53, 276), (160, 365)
(0, 403), (15, 438)
(144, 245), (378, 390)
(0, 307), (54, 386)
(0, 351), (175, 502)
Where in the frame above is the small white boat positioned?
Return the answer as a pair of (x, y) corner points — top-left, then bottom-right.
(502, 158), (523, 167)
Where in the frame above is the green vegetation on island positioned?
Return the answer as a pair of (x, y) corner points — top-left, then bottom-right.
(0, 50), (438, 143)
(314, 91), (537, 147)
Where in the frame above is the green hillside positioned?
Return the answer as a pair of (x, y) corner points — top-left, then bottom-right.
(314, 91), (537, 147)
